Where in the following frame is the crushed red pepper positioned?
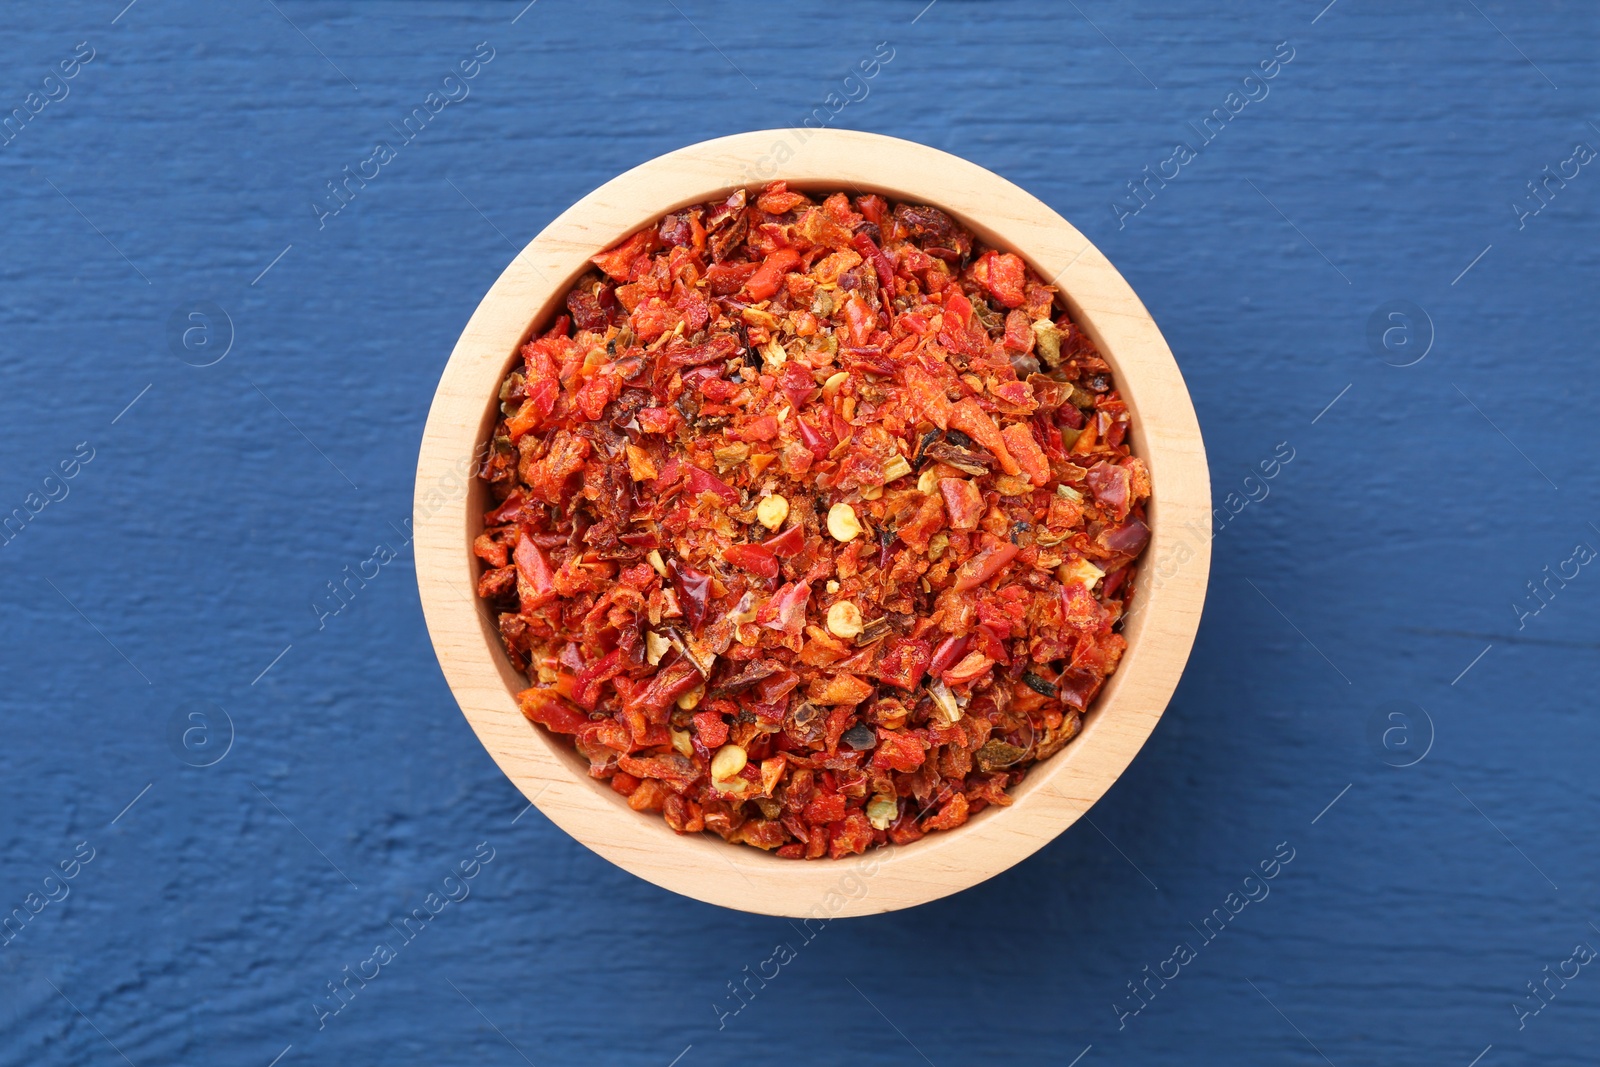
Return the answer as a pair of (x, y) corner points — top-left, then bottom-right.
(473, 183), (1151, 859)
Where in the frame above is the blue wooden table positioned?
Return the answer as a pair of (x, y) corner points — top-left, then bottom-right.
(1, 2), (1596, 1064)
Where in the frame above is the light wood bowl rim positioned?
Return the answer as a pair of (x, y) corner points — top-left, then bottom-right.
(414, 129), (1210, 917)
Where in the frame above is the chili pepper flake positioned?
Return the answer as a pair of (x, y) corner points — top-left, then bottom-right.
(473, 185), (1151, 857)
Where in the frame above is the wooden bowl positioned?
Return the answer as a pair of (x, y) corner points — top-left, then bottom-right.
(415, 130), (1209, 917)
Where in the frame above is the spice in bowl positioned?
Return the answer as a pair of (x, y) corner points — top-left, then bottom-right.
(471, 183), (1150, 858)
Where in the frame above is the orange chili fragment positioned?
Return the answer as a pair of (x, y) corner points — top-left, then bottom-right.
(744, 247), (802, 301)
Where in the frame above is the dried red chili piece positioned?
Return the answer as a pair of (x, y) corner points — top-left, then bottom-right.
(971, 250), (1028, 308)
(1101, 518), (1151, 559)
(624, 660), (702, 716)
(706, 260), (759, 295)
(756, 181), (810, 215)
(566, 287), (610, 331)
(744, 247), (802, 300)
(517, 687), (589, 735)
(923, 791), (969, 831)
(870, 636), (931, 691)
(693, 710), (730, 749)
(682, 465), (738, 504)
(477, 565), (515, 599)
(939, 478), (984, 530)
(796, 415), (837, 459)
(668, 559), (714, 631)
(722, 543), (779, 578)
(762, 523), (805, 558)
(617, 752), (699, 789)
(758, 581), (811, 635)
(941, 650), (995, 687)
(803, 791), (846, 825)
(927, 635), (970, 677)
(851, 231), (898, 297)
(950, 399), (1020, 477)
(473, 185), (1152, 857)
(952, 542), (1020, 593)
(1000, 423), (1050, 486)
(591, 229), (657, 282)
(871, 729), (927, 773)
(828, 811), (875, 858)
(513, 534), (557, 608)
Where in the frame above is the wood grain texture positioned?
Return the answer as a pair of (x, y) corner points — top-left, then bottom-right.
(414, 130), (1211, 916)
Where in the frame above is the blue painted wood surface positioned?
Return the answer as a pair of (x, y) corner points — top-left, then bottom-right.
(1, 1), (1596, 1063)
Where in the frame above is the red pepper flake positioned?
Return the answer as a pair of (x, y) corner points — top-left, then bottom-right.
(950, 399), (1020, 477)
(668, 559), (715, 631)
(693, 710), (729, 749)
(721, 543), (779, 579)
(683, 465), (739, 505)
(852, 231), (898, 297)
(759, 581), (812, 635)
(473, 184), (1152, 858)
(513, 533), (557, 608)
(590, 230), (658, 282)
(941, 650), (995, 687)
(871, 728), (927, 773)
(828, 811), (875, 858)
(517, 687), (590, 734)
(1000, 423), (1050, 487)
(761, 523), (805, 558)
(870, 636), (932, 691)
(971, 250), (1027, 308)
(803, 791), (846, 825)
(756, 181), (810, 216)
(953, 541), (1021, 593)
(939, 478), (984, 531)
(738, 415), (781, 443)
(744, 247), (802, 301)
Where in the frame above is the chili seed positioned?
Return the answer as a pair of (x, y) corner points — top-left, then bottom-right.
(827, 502), (862, 542)
(756, 494), (790, 530)
(827, 600), (864, 639)
(710, 743), (747, 781)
